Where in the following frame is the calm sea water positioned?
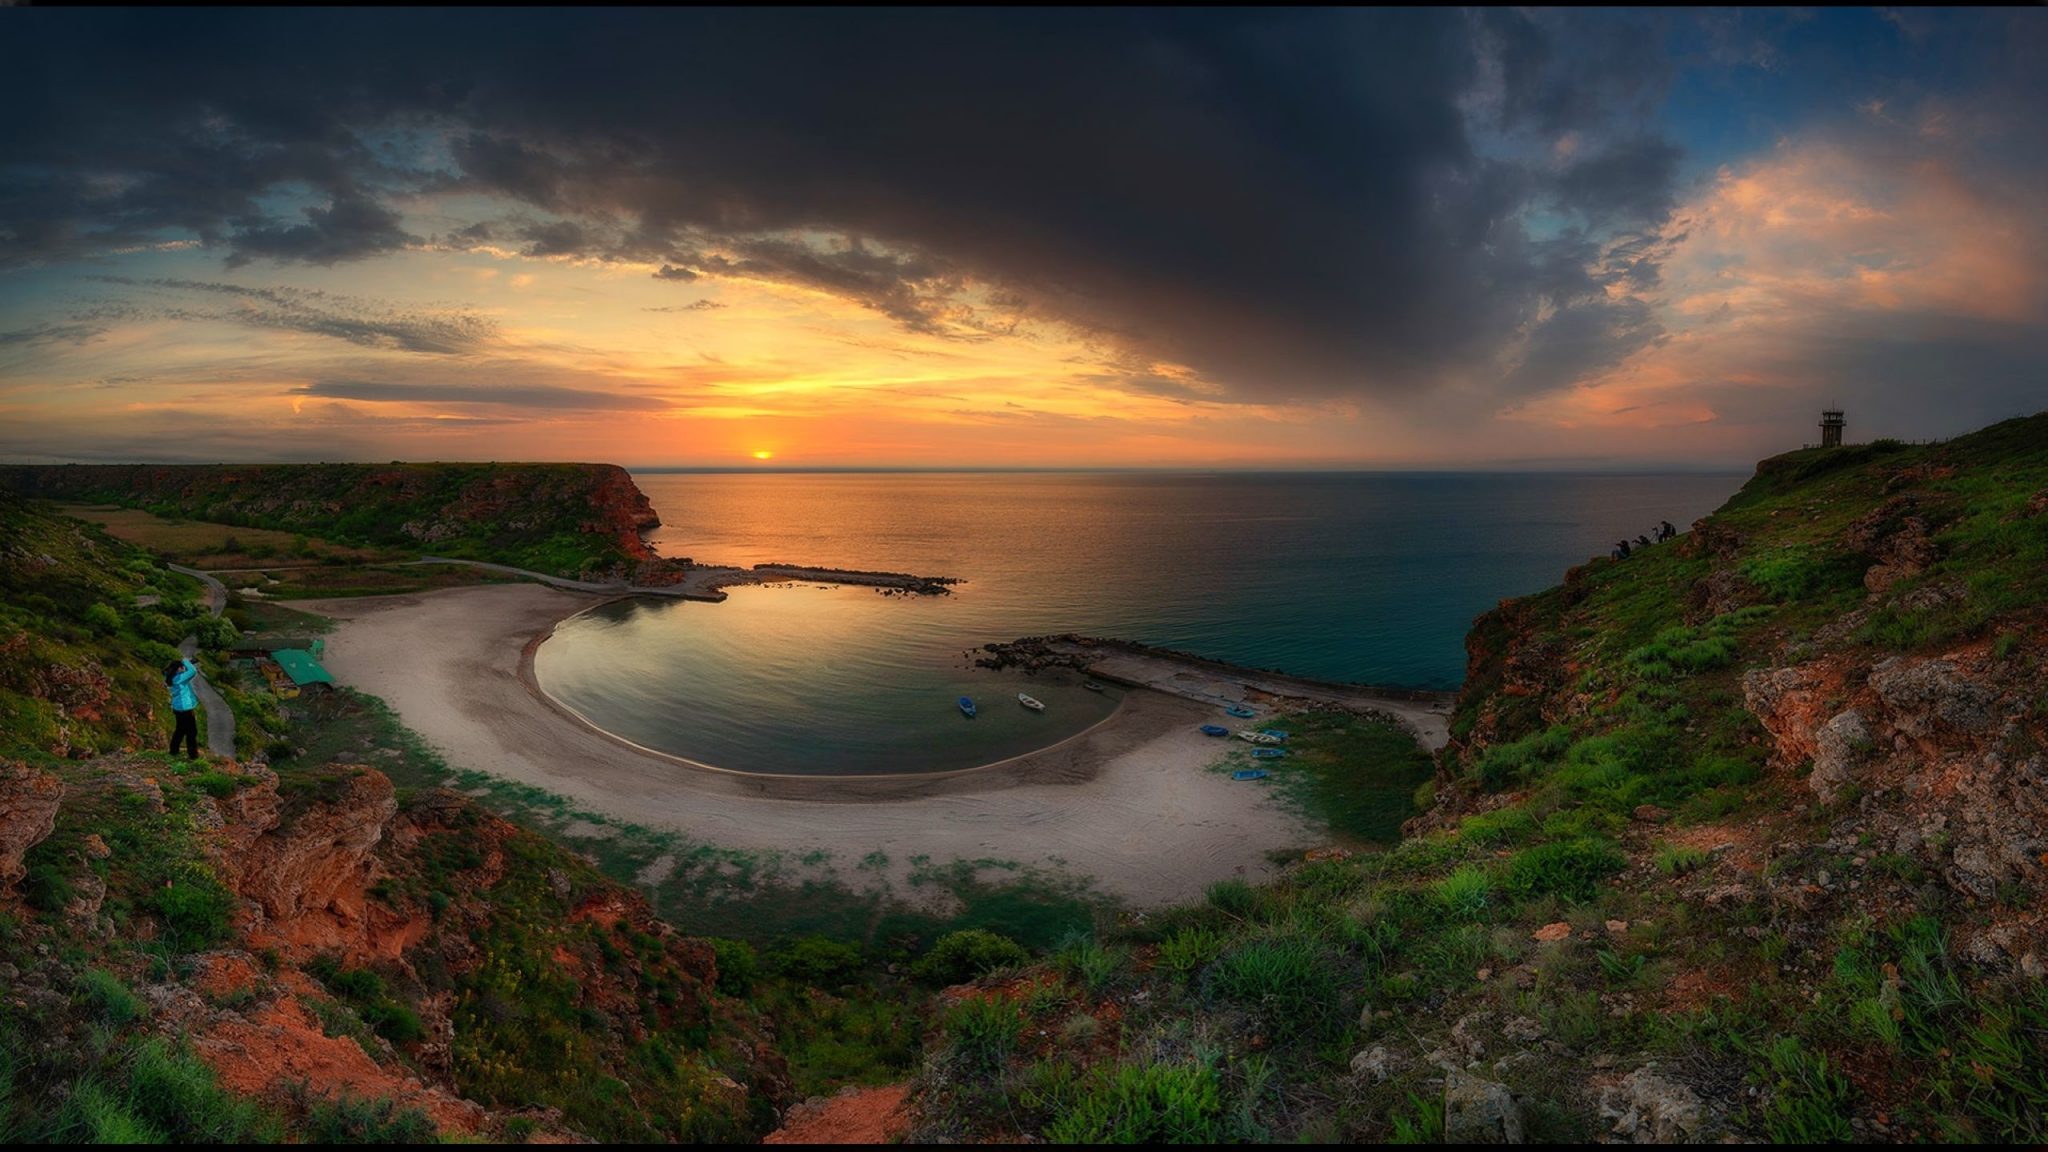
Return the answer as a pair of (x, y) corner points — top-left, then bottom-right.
(532, 472), (1743, 774)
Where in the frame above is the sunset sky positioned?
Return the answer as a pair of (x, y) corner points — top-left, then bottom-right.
(2, 8), (2043, 468)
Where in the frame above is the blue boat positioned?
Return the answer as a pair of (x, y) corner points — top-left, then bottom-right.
(1231, 768), (1270, 781)
(1251, 748), (1285, 760)
(1199, 724), (1229, 737)
(958, 696), (977, 718)
(1260, 729), (1291, 742)
(1225, 705), (1256, 718)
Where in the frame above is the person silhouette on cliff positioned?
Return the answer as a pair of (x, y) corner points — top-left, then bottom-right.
(1659, 520), (1677, 541)
(1615, 539), (1632, 558)
(165, 657), (200, 759)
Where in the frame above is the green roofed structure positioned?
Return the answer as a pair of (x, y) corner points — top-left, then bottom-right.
(269, 647), (334, 688)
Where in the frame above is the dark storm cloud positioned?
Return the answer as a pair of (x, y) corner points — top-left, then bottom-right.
(225, 189), (416, 267)
(87, 276), (496, 354)
(295, 379), (667, 411)
(4, 9), (1704, 399)
(1556, 138), (1684, 226)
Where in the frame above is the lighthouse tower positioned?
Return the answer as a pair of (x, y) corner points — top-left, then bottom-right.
(1819, 409), (1845, 449)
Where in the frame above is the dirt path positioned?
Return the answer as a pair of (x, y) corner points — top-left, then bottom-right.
(300, 584), (1321, 904)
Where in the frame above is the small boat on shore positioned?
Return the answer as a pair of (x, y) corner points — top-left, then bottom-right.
(1260, 729), (1291, 742)
(1018, 693), (1045, 712)
(1231, 768), (1270, 781)
(1082, 681), (1106, 692)
(1225, 705), (1255, 718)
(958, 696), (977, 718)
(1237, 730), (1281, 745)
(1251, 748), (1285, 759)
(1199, 724), (1229, 737)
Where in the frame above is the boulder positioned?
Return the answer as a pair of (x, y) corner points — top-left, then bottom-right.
(0, 762), (63, 892)
(1808, 709), (1873, 803)
(1598, 1066), (1720, 1143)
(1444, 1070), (1524, 1144)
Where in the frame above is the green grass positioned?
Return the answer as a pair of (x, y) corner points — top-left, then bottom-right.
(1042, 1059), (1224, 1144)
(1245, 712), (1436, 844)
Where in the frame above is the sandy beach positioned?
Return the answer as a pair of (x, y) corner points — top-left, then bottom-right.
(303, 583), (1446, 905)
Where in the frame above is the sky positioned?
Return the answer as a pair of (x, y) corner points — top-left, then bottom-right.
(1, 8), (2042, 469)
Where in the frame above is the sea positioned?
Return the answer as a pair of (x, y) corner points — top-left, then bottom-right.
(531, 471), (1745, 775)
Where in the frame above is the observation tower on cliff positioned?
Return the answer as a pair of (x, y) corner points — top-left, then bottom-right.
(1819, 408), (1845, 449)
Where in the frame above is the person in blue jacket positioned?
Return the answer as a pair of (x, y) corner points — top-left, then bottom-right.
(165, 657), (201, 759)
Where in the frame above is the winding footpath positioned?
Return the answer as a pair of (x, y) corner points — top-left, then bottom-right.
(167, 563), (236, 757)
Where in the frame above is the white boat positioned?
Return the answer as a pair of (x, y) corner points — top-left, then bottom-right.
(1017, 693), (1046, 712)
(1236, 730), (1280, 745)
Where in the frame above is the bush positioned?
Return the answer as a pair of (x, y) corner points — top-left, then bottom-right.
(764, 935), (864, 984)
(154, 875), (235, 945)
(135, 610), (187, 644)
(1054, 935), (1126, 994)
(1043, 1060), (1223, 1143)
(83, 602), (123, 635)
(194, 615), (238, 649)
(1504, 839), (1626, 904)
(913, 929), (1031, 986)
(708, 937), (758, 996)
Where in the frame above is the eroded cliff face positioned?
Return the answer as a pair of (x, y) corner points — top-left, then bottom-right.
(1743, 637), (2047, 909)
(4, 755), (789, 1141)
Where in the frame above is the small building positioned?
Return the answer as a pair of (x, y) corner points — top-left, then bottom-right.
(1820, 408), (1845, 449)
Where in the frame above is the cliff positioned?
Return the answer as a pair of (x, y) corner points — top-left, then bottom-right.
(901, 414), (2048, 1144)
(0, 462), (664, 579)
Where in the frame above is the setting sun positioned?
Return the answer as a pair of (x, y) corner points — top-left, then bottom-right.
(751, 450), (774, 460)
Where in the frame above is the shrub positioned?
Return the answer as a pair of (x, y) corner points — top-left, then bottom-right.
(359, 1001), (425, 1045)
(1504, 839), (1626, 904)
(913, 929), (1031, 986)
(1043, 1060), (1223, 1143)
(135, 611), (187, 644)
(84, 602), (123, 635)
(765, 936), (864, 984)
(707, 938), (757, 996)
(154, 875), (235, 945)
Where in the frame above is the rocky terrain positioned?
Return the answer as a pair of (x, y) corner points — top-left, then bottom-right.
(0, 751), (790, 1142)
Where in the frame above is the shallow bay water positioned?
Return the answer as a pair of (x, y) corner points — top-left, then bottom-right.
(532, 471), (1743, 774)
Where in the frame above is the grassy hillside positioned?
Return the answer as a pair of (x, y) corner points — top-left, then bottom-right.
(0, 463), (665, 580)
(905, 414), (2048, 1144)
(0, 491), (793, 1142)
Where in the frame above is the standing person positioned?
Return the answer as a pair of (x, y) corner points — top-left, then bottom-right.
(1660, 520), (1677, 541)
(165, 657), (200, 759)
